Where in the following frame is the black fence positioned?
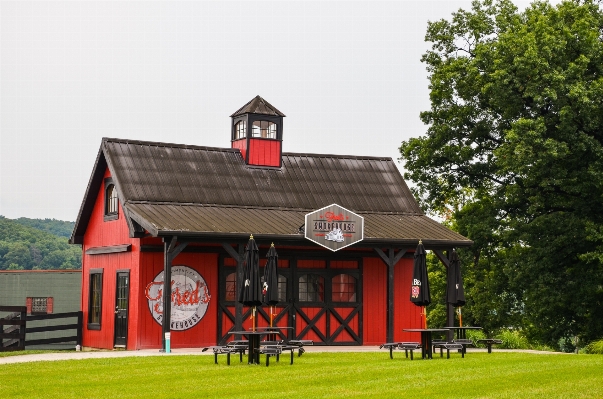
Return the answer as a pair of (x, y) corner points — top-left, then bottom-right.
(0, 306), (82, 352)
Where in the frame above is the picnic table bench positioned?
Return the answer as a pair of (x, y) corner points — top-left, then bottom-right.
(379, 342), (422, 360)
(253, 339), (314, 366)
(202, 343), (247, 365)
(432, 342), (465, 358)
(477, 338), (503, 353)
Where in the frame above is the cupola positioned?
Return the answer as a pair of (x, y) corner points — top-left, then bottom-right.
(231, 95), (285, 167)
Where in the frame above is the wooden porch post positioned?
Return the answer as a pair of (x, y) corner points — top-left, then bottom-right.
(221, 243), (245, 338)
(161, 236), (187, 352)
(375, 248), (407, 343)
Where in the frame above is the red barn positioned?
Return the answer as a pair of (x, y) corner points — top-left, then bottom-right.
(70, 96), (471, 350)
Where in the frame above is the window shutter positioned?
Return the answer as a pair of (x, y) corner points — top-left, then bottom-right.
(26, 297), (32, 314)
(47, 297), (54, 313)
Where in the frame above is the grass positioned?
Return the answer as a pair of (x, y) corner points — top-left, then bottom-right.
(1, 351), (602, 398)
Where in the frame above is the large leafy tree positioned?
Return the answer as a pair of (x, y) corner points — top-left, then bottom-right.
(400, 0), (603, 348)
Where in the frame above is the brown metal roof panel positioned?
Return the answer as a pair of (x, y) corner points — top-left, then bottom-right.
(125, 204), (305, 236)
(282, 155), (315, 208)
(124, 203), (470, 245)
(106, 138), (424, 214)
(161, 147), (196, 203)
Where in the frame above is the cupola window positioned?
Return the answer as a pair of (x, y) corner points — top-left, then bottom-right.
(252, 120), (276, 139)
(235, 121), (246, 139)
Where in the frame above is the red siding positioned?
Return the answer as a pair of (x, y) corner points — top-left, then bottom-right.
(81, 168), (139, 350)
(394, 257), (424, 342)
(247, 139), (281, 167)
(331, 260), (358, 269)
(137, 251), (219, 349)
(297, 259), (326, 268)
(362, 257), (386, 345)
(232, 139), (247, 160)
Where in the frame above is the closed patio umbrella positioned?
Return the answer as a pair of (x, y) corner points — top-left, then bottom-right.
(238, 235), (262, 331)
(447, 249), (466, 326)
(262, 243), (279, 327)
(410, 240), (430, 328)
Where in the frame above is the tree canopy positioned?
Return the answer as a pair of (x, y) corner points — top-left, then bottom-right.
(0, 216), (81, 270)
(400, 0), (603, 349)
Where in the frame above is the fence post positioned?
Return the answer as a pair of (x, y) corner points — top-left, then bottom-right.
(19, 308), (27, 350)
(76, 311), (83, 346)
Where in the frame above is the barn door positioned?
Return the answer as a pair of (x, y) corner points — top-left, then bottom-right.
(293, 259), (362, 345)
(113, 271), (129, 348)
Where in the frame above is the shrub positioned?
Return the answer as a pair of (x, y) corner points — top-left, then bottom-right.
(496, 329), (530, 349)
(466, 329), (487, 347)
(583, 339), (603, 354)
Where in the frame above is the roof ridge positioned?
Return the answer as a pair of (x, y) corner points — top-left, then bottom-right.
(282, 152), (393, 161)
(102, 138), (393, 161)
(102, 137), (240, 153)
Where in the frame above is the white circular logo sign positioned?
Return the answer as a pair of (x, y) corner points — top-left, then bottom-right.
(145, 265), (211, 331)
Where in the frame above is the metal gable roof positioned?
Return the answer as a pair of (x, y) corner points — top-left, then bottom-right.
(71, 137), (472, 247)
(102, 138), (423, 214)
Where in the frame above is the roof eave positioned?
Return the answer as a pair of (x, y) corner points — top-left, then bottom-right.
(69, 143), (108, 245)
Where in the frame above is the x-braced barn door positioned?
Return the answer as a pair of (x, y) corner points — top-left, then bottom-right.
(217, 256), (362, 345)
(217, 255), (293, 343)
(292, 259), (362, 345)
(113, 271), (129, 348)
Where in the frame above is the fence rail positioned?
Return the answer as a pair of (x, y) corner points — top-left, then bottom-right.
(0, 306), (82, 351)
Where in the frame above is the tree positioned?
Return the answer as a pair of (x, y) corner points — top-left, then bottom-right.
(400, 0), (603, 348)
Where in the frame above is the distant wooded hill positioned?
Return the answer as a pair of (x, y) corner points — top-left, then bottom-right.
(0, 216), (81, 270)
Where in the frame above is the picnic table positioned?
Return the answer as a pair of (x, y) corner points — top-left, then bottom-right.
(228, 330), (269, 364)
(403, 328), (450, 359)
(445, 326), (482, 355)
(477, 338), (503, 353)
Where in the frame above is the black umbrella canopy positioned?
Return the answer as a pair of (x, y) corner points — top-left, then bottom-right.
(446, 250), (466, 307)
(238, 235), (262, 307)
(262, 244), (279, 306)
(410, 241), (431, 307)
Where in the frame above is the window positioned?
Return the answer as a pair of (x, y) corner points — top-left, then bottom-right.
(104, 178), (118, 221)
(235, 121), (246, 139)
(298, 274), (324, 302)
(260, 274), (288, 302)
(252, 120), (276, 139)
(106, 185), (118, 215)
(88, 269), (103, 330)
(331, 274), (357, 302)
(225, 272), (236, 301)
(26, 297), (53, 314)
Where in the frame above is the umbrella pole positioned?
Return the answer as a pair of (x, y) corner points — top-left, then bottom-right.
(252, 307), (256, 332)
(458, 307), (462, 327)
(270, 306), (273, 327)
(423, 306), (427, 329)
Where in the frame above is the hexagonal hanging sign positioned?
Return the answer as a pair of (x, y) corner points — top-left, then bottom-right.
(305, 204), (364, 251)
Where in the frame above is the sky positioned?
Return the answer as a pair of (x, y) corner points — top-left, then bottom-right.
(1, 1), (548, 222)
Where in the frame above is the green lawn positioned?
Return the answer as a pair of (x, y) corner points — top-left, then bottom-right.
(1, 351), (601, 398)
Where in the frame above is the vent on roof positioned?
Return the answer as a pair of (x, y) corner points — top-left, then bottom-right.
(231, 96), (285, 168)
